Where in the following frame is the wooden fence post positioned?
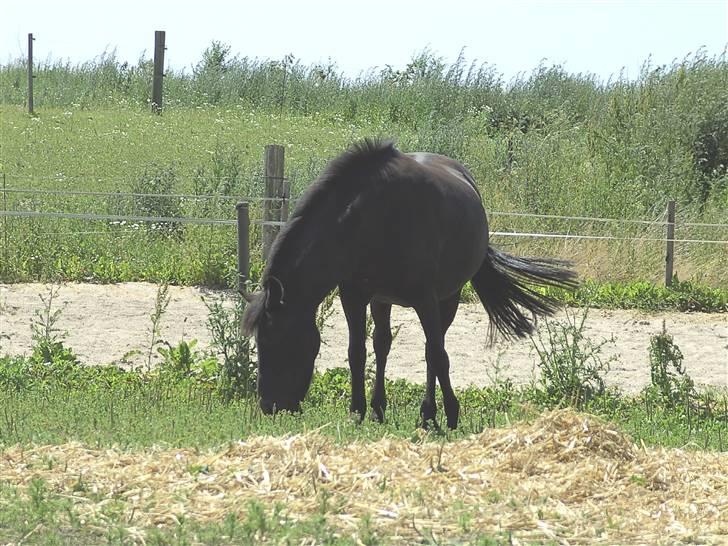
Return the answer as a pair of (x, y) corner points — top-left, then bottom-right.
(237, 202), (250, 336)
(151, 30), (166, 114)
(665, 200), (676, 287)
(262, 144), (286, 260)
(27, 33), (34, 114)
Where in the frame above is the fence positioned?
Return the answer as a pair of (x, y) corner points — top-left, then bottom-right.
(24, 30), (167, 115)
(2, 145), (728, 291)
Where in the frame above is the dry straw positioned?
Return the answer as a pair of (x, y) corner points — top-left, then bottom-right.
(1, 409), (726, 544)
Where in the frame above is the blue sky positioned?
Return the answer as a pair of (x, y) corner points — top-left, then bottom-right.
(1, 0), (726, 82)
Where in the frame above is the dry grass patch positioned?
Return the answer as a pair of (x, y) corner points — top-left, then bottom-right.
(1, 409), (727, 544)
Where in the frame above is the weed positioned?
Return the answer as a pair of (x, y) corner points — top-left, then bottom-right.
(145, 283), (170, 371)
(647, 321), (696, 410)
(316, 288), (339, 335)
(531, 309), (617, 409)
(30, 284), (78, 365)
(157, 339), (219, 386)
(203, 294), (256, 399)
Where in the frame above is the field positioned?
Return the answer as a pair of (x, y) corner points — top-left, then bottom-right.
(1, 49), (728, 286)
(1, 48), (728, 544)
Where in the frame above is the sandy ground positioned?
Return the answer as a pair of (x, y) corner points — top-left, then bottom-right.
(1, 282), (726, 393)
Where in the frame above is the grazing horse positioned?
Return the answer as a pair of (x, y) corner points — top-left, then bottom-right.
(242, 139), (577, 429)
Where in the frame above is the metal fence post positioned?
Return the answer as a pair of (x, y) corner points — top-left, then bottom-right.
(236, 202), (250, 295)
(2, 173), (7, 272)
(665, 200), (676, 287)
(262, 144), (285, 260)
(152, 31), (166, 114)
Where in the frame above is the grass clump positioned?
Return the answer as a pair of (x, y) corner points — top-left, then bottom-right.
(546, 278), (728, 312)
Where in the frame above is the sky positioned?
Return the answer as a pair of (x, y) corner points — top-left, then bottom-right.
(1, 0), (727, 83)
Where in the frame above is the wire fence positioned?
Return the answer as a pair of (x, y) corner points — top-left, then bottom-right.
(2, 186), (728, 243)
(3, 178), (728, 291)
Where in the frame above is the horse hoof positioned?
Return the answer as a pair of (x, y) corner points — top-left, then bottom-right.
(420, 400), (436, 422)
(349, 406), (366, 423)
(371, 407), (385, 423)
(370, 397), (386, 423)
(445, 400), (460, 430)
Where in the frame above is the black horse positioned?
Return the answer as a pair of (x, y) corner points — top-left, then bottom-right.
(242, 139), (577, 429)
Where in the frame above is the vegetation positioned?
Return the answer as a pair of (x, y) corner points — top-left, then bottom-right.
(0, 284), (726, 543)
(1, 47), (727, 288)
(0, 295), (725, 450)
(1, 41), (727, 544)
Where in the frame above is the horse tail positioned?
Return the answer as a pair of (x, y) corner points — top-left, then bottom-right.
(470, 247), (578, 340)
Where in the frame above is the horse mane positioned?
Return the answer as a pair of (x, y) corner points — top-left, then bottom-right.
(293, 138), (399, 211)
(241, 139), (400, 334)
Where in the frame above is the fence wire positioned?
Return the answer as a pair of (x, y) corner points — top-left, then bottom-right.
(2, 187), (728, 245)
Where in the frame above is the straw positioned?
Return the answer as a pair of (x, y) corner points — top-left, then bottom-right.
(2, 409), (726, 544)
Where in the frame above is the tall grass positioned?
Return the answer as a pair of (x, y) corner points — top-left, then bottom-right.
(1, 47), (727, 286)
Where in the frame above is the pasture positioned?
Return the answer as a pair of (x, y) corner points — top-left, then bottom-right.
(1, 49), (727, 544)
(1, 50), (728, 287)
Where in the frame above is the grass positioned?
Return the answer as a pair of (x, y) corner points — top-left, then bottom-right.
(0, 357), (725, 452)
(1, 48), (727, 287)
(0, 482), (516, 545)
(0, 301), (726, 544)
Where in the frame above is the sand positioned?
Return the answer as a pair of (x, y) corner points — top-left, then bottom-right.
(1, 282), (726, 393)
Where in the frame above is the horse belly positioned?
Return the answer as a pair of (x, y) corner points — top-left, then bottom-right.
(361, 202), (487, 304)
(434, 212), (488, 298)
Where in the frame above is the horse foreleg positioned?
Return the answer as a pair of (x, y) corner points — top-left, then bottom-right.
(339, 284), (369, 422)
(370, 300), (392, 422)
(421, 365), (438, 427)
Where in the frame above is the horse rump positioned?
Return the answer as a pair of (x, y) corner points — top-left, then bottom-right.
(470, 247), (578, 341)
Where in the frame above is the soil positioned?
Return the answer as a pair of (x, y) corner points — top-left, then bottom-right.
(1, 282), (726, 393)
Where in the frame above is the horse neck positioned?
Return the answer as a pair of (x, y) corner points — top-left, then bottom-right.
(266, 215), (348, 311)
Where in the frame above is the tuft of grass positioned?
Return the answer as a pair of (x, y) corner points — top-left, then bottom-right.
(544, 279), (728, 313)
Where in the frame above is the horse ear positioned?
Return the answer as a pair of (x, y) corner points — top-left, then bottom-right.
(264, 276), (285, 310)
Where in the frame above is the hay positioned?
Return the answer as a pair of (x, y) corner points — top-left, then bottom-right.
(1, 409), (727, 544)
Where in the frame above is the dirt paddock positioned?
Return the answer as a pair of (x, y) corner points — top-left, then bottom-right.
(1, 282), (726, 393)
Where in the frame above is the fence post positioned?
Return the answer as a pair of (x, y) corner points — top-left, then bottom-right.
(151, 30), (166, 114)
(27, 33), (34, 114)
(262, 144), (285, 260)
(2, 173), (6, 272)
(236, 201), (250, 293)
(665, 200), (676, 287)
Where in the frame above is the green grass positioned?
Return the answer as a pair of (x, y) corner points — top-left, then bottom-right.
(0, 482), (515, 545)
(1, 48), (727, 288)
(0, 358), (725, 452)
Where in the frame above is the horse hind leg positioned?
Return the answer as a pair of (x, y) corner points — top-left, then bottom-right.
(417, 290), (461, 430)
(370, 300), (392, 423)
(339, 284), (370, 422)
